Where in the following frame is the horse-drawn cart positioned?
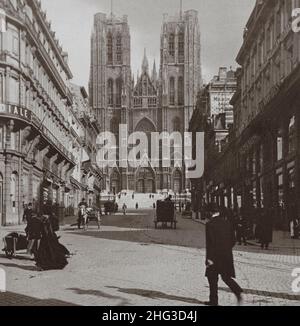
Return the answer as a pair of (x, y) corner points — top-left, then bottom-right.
(154, 200), (177, 229)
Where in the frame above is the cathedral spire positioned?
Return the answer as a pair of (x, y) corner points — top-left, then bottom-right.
(142, 48), (149, 74)
(152, 60), (157, 83)
(110, 0), (113, 18)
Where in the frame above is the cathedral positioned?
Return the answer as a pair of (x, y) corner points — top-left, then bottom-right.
(89, 9), (202, 194)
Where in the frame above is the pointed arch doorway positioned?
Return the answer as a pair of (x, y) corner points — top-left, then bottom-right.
(136, 167), (156, 194)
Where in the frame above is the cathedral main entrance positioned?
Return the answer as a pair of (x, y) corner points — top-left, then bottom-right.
(136, 168), (155, 193)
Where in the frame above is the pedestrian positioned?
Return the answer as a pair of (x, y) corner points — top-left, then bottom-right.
(136, 202), (139, 210)
(291, 218), (300, 240)
(23, 203), (33, 235)
(235, 211), (247, 246)
(259, 208), (273, 250)
(122, 203), (127, 215)
(27, 213), (43, 258)
(205, 205), (243, 306)
(78, 199), (88, 230)
(96, 208), (101, 230)
(35, 215), (70, 271)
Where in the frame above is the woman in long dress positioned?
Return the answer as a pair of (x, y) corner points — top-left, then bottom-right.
(35, 215), (70, 271)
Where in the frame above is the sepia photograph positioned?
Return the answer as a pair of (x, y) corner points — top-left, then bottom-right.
(0, 0), (300, 311)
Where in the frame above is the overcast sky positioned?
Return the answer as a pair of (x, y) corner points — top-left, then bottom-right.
(41, 0), (255, 88)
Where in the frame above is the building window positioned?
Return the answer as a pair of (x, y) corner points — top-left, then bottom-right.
(116, 34), (122, 64)
(110, 118), (119, 136)
(0, 127), (3, 149)
(173, 117), (181, 132)
(116, 78), (122, 107)
(178, 76), (184, 105)
(9, 77), (19, 104)
(107, 33), (113, 64)
(169, 33), (175, 60)
(10, 172), (18, 212)
(277, 128), (283, 161)
(0, 74), (3, 103)
(178, 32), (184, 63)
(288, 116), (296, 154)
(169, 77), (175, 105)
(107, 79), (113, 106)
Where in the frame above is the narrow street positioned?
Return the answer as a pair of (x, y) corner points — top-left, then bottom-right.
(0, 210), (300, 306)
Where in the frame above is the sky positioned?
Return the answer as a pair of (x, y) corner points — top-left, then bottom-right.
(41, 0), (256, 88)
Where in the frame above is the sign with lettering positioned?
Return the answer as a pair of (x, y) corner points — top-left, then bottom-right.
(0, 104), (32, 121)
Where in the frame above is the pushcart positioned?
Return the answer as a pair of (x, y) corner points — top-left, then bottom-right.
(2, 233), (28, 258)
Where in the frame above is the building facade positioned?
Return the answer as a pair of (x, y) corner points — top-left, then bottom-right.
(233, 0), (300, 229)
(0, 0), (100, 226)
(89, 10), (202, 194)
(191, 0), (300, 231)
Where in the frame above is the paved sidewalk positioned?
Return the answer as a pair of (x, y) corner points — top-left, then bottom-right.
(191, 215), (300, 250)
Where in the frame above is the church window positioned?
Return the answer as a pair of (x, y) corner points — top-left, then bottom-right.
(173, 117), (181, 132)
(107, 32), (113, 64)
(107, 79), (113, 106)
(178, 32), (184, 63)
(116, 33), (123, 64)
(178, 77), (184, 106)
(169, 77), (175, 105)
(116, 78), (122, 107)
(169, 33), (175, 61)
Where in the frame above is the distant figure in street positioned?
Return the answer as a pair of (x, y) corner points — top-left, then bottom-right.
(78, 199), (88, 230)
(27, 213), (43, 257)
(236, 213), (247, 246)
(205, 205), (243, 306)
(122, 203), (127, 216)
(136, 203), (139, 210)
(23, 203), (33, 235)
(96, 208), (101, 230)
(259, 208), (273, 250)
(165, 195), (172, 202)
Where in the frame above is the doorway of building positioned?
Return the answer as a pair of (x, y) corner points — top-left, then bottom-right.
(136, 168), (155, 193)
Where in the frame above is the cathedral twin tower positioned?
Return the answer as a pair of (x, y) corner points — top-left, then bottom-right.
(89, 9), (202, 194)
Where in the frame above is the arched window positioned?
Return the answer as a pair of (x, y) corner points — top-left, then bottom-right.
(116, 78), (122, 107)
(178, 31), (184, 63)
(178, 76), (184, 106)
(110, 117), (119, 136)
(173, 170), (182, 194)
(116, 33), (122, 64)
(169, 77), (175, 105)
(169, 33), (175, 60)
(142, 77), (147, 96)
(107, 79), (114, 106)
(107, 32), (113, 64)
(10, 172), (18, 211)
(173, 117), (181, 132)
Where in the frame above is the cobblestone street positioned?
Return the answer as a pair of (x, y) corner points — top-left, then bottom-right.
(0, 210), (300, 306)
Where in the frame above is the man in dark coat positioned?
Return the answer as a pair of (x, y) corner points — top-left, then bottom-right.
(205, 206), (243, 306)
(259, 208), (273, 249)
(23, 203), (33, 236)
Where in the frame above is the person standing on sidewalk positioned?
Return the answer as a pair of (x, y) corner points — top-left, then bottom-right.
(23, 203), (33, 235)
(259, 208), (273, 250)
(205, 205), (243, 306)
(122, 203), (127, 216)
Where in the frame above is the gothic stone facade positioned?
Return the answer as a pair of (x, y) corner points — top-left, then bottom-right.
(89, 10), (202, 194)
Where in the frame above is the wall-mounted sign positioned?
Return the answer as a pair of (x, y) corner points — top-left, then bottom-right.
(0, 104), (32, 121)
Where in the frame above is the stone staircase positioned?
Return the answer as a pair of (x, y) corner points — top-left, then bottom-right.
(116, 193), (165, 210)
